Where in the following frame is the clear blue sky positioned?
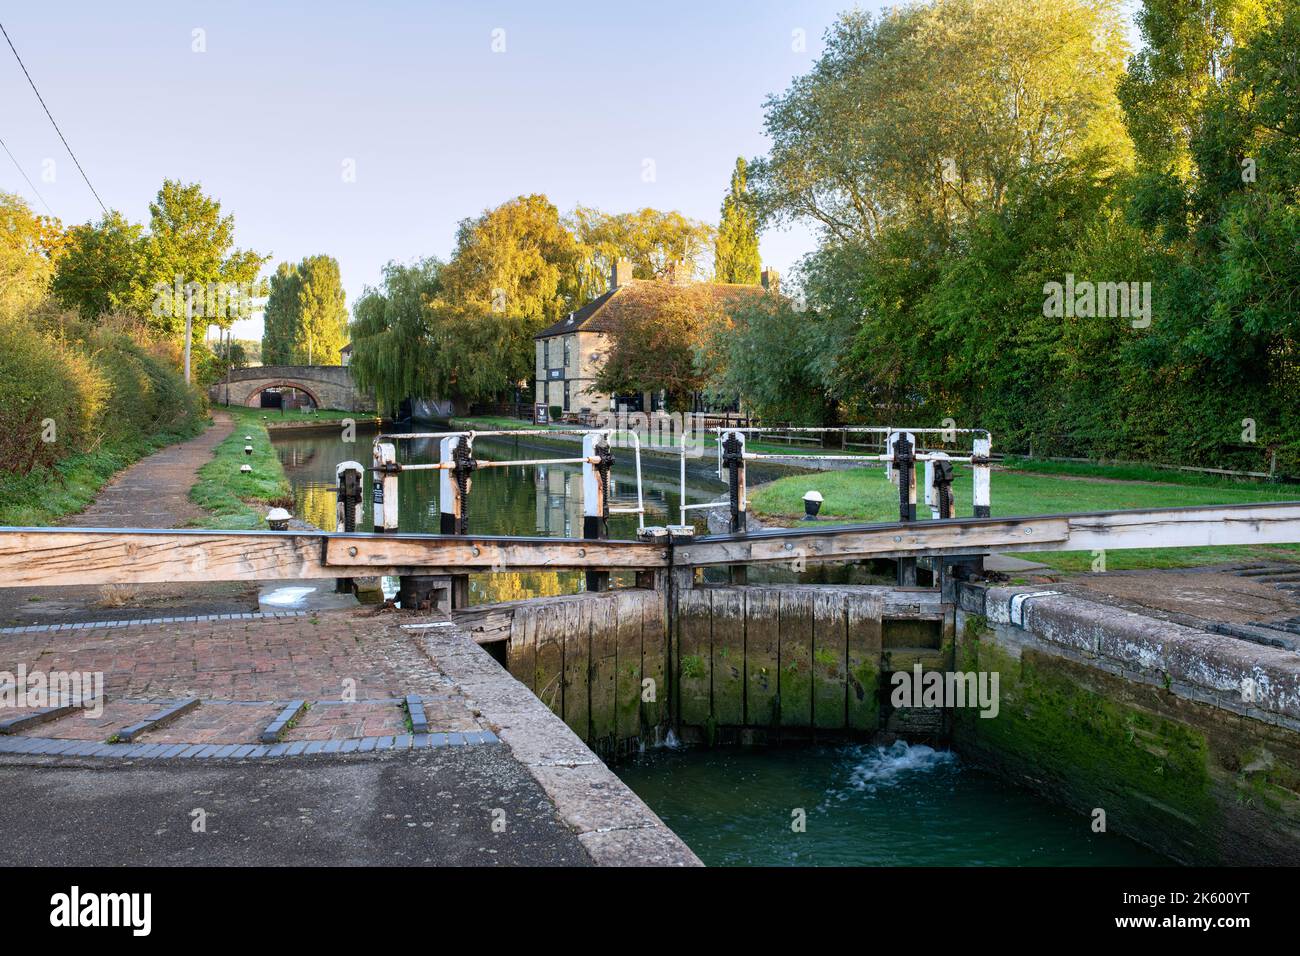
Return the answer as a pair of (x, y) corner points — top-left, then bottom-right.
(2, 0), (865, 339)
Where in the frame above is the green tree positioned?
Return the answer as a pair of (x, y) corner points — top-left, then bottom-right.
(705, 291), (831, 422)
(348, 258), (445, 412)
(141, 180), (267, 338)
(751, 0), (1131, 242)
(51, 211), (146, 320)
(1, 192), (62, 319)
(280, 255), (349, 364)
(713, 158), (762, 284)
(438, 194), (581, 325)
(52, 180), (266, 343)
(567, 206), (714, 300)
(261, 261), (301, 365)
(433, 194), (584, 392)
(1117, 0), (1278, 241)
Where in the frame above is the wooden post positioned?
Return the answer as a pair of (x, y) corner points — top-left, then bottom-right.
(334, 460), (364, 593)
(439, 435), (471, 609)
(582, 432), (610, 593)
(722, 430), (747, 584)
(972, 435), (991, 518)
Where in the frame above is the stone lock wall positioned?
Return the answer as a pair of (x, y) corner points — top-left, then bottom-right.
(953, 584), (1300, 865)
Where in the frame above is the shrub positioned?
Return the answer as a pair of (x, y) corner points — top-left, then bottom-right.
(0, 316), (108, 473)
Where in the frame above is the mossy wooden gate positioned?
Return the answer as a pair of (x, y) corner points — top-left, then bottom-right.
(486, 583), (955, 755)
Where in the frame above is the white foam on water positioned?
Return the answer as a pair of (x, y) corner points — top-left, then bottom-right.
(831, 740), (957, 799)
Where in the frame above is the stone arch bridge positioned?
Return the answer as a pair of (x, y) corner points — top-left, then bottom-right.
(209, 365), (376, 413)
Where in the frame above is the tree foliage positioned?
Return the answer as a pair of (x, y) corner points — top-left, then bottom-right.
(348, 259), (445, 413)
(261, 255), (349, 365)
(750, 0), (1130, 242)
(567, 206), (714, 300)
(729, 0), (1300, 473)
(51, 180), (267, 342)
(713, 158), (762, 284)
(593, 284), (731, 409)
(0, 192), (63, 318)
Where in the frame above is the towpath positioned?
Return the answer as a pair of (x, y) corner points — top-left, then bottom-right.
(0, 412), (258, 628)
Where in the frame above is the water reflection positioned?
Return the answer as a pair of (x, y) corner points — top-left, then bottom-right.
(271, 425), (715, 604)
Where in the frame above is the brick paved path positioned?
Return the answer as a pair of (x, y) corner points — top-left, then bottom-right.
(0, 609), (484, 748)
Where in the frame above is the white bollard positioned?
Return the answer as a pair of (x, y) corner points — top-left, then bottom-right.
(371, 442), (398, 533)
(972, 435), (991, 518)
(439, 435), (471, 535)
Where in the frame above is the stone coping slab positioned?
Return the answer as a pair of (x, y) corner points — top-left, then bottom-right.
(406, 614), (702, 867)
(0, 729), (499, 760)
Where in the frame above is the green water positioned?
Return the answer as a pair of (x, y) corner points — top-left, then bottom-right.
(615, 742), (1172, 866)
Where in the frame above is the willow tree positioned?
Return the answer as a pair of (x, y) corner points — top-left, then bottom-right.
(347, 259), (444, 413)
(713, 158), (761, 284)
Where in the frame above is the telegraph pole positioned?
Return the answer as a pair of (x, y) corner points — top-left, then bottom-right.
(183, 286), (193, 385)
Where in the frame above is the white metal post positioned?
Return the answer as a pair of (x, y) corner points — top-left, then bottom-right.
(973, 435), (991, 518)
(582, 432), (609, 591)
(372, 442), (398, 533)
(438, 435), (463, 535)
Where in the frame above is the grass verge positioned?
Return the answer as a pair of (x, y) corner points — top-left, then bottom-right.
(748, 462), (1300, 571)
(189, 407), (294, 530)
(0, 421), (203, 526)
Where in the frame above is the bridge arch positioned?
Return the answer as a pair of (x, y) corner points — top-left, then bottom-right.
(208, 364), (375, 413)
(243, 380), (323, 409)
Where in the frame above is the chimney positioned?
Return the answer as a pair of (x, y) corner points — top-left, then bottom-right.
(609, 258), (633, 292)
(664, 260), (692, 286)
(761, 267), (780, 293)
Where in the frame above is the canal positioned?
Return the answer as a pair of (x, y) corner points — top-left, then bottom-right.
(271, 422), (1172, 867)
(271, 422), (889, 603)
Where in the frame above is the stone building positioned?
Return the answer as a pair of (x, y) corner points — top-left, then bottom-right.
(533, 259), (779, 419)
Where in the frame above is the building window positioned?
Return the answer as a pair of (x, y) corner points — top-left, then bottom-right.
(564, 335), (572, 371)
(563, 380), (571, 412)
(544, 338), (551, 369)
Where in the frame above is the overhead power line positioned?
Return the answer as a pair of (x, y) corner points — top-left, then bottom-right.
(0, 133), (56, 216)
(0, 20), (107, 214)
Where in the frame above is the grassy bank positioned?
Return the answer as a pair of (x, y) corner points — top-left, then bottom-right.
(0, 421), (204, 526)
(748, 461), (1300, 571)
(189, 407), (294, 530)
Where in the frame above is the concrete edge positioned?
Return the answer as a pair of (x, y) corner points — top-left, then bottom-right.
(965, 583), (1300, 725)
(409, 617), (702, 867)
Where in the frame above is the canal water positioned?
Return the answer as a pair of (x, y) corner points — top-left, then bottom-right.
(272, 423), (719, 603)
(615, 742), (1170, 866)
(271, 422), (1171, 866)
(271, 422), (886, 603)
